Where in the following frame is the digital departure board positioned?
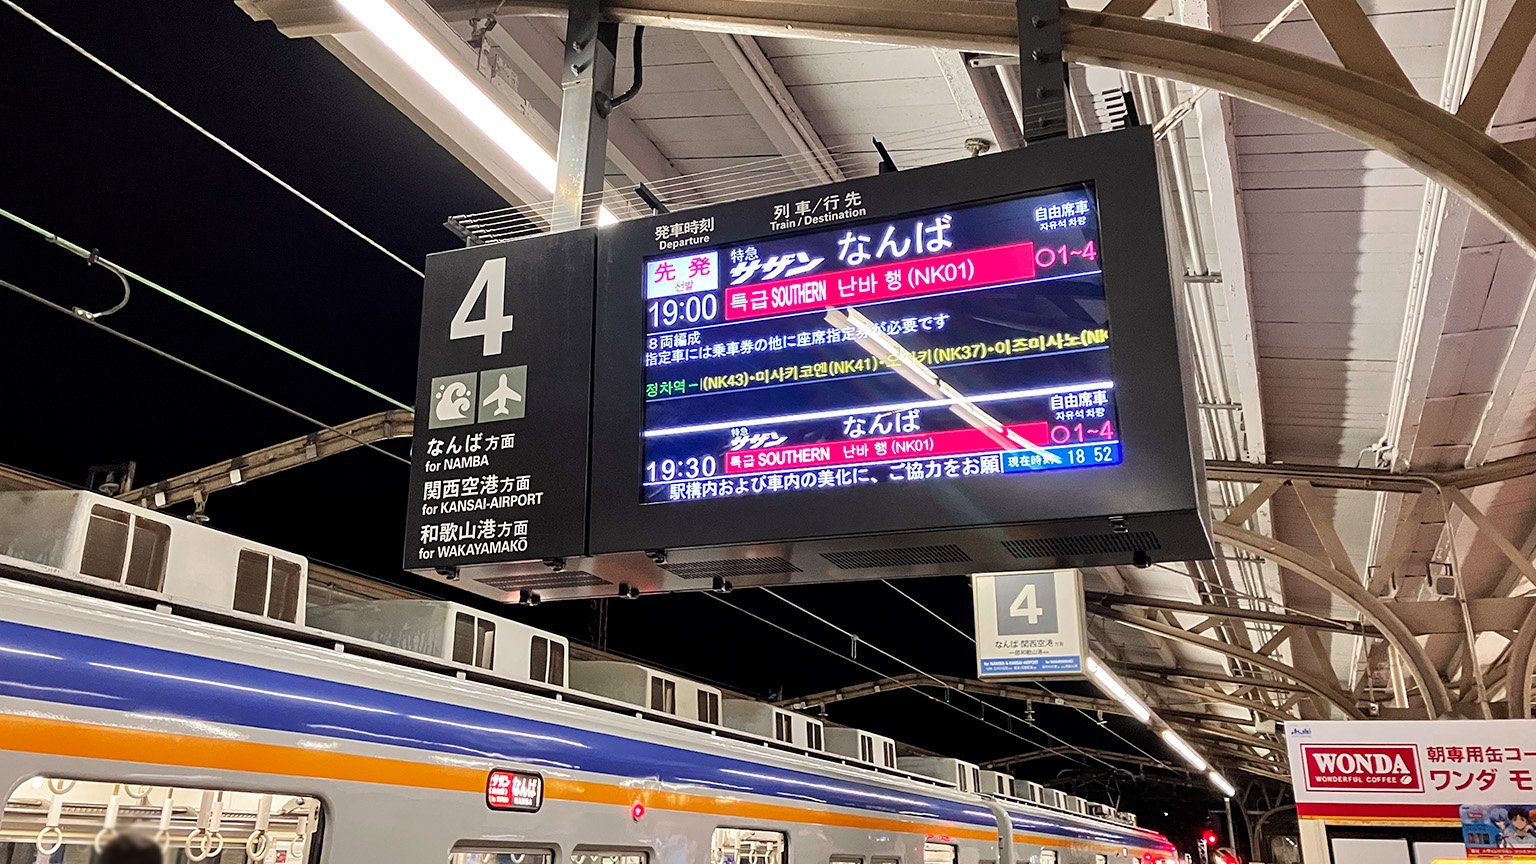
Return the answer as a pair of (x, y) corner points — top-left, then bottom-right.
(586, 127), (1210, 567)
(639, 186), (1119, 505)
(406, 128), (1213, 600)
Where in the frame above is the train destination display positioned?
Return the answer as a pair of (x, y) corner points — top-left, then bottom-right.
(639, 185), (1118, 505)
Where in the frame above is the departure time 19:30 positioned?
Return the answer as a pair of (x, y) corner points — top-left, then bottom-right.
(645, 456), (719, 483)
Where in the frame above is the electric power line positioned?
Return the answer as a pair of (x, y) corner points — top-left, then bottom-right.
(0, 274), (410, 468)
(0, 207), (411, 412)
(748, 586), (1128, 774)
(1, 0), (425, 279)
(702, 591), (1095, 770)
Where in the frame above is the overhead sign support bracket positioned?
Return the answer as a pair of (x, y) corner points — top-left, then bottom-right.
(551, 0), (618, 231)
(1015, 0), (1070, 142)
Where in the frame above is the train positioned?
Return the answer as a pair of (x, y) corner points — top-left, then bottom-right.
(0, 489), (1178, 863)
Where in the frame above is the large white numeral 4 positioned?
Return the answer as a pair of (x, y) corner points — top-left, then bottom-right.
(1009, 583), (1044, 624)
(450, 257), (515, 356)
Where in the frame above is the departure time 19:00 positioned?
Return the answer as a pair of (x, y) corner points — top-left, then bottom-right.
(648, 294), (719, 328)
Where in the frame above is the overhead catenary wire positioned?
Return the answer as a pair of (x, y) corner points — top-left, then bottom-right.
(0, 207), (411, 412)
(0, 274), (411, 467)
(701, 591), (1094, 769)
(1, 0), (424, 279)
(754, 587), (1127, 774)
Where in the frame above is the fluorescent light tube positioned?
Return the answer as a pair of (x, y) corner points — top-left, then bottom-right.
(1209, 771), (1235, 797)
(1086, 656), (1153, 724)
(339, 0), (618, 225)
(1161, 728), (1209, 772)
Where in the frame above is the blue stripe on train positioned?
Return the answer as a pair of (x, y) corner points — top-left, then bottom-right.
(0, 620), (1149, 848)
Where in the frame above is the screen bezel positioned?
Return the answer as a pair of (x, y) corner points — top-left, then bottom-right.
(589, 127), (1201, 554)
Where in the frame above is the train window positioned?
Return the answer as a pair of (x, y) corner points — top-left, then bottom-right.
(453, 612), (477, 664)
(452, 614), (496, 669)
(80, 505), (131, 581)
(711, 829), (785, 864)
(548, 640), (565, 686)
(449, 846), (554, 864)
(2, 777), (321, 863)
(971, 767), (981, 793)
(269, 557), (302, 623)
(807, 724), (823, 751)
(957, 769), (968, 792)
(572, 847), (648, 864)
(530, 636), (550, 682)
(774, 712), (791, 743)
(649, 678), (676, 714)
(698, 691), (720, 724)
(235, 550), (271, 615)
(125, 517), (170, 591)
(883, 741), (896, 768)
(922, 843), (956, 864)
(476, 618), (496, 669)
(235, 551), (304, 623)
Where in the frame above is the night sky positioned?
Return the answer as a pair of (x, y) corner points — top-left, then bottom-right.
(0, 0), (1235, 852)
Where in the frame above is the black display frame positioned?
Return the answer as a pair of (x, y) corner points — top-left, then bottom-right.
(588, 127), (1202, 556)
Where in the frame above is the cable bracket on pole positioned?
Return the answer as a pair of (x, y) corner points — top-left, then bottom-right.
(1016, 0), (1069, 142)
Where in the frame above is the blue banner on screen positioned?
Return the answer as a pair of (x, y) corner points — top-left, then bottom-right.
(640, 184), (1120, 505)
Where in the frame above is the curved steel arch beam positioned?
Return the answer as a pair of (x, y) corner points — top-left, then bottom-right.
(1118, 673), (1292, 723)
(1214, 522), (1453, 718)
(1505, 605), (1536, 718)
(1094, 606), (1364, 719)
(1061, 11), (1536, 258)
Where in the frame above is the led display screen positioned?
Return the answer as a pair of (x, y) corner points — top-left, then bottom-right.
(639, 184), (1118, 505)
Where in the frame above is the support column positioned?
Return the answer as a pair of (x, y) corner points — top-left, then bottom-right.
(551, 0), (617, 231)
(1300, 820), (1330, 864)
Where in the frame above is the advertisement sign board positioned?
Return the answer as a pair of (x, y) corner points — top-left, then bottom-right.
(1287, 718), (1536, 856)
(972, 570), (1086, 677)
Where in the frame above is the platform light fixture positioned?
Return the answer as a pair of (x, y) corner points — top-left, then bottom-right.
(1160, 729), (1209, 772)
(1085, 656), (1153, 723)
(337, 0), (617, 225)
(1209, 771), (1236, 798)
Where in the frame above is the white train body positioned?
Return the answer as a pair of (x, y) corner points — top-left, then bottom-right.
(0, 490), (1178, 863)
(572, 660), (723, 724)
(0, 489), (308, 624)
(308, 598), (569, 686)
(721, 699), (825, 751)
(824, 727), (898, 770)
(898, 758), (982, 795)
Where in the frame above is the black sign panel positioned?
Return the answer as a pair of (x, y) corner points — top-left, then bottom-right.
(485, 768), (543, 811)
(588, 127), (1207, 556)
(402, 230), (595, 571)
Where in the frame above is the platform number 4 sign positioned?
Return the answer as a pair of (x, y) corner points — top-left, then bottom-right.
(1008, 582), (1045, 625)
(451, 257), (516, 356)
(992, 572), (1059, 636)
